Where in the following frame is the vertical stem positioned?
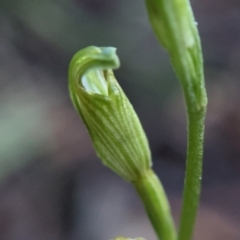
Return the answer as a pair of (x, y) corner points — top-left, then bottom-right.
(133, 170), (177, 240)
(143, 0), (208, 239)
(178, 107), (206, 240)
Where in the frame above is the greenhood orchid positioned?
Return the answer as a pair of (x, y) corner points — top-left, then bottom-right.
(68, 46), (152, 182)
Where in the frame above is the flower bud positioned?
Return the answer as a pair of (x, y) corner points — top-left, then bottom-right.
(145, 0), (207, 111)
(145, 0), (198, 51)
(68, 46), (152, 182)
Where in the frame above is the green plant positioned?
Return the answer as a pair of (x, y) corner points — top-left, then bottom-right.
(145, 0), (207, 239)
(68, 46), (176, 240)
(68, 0), (207, 240)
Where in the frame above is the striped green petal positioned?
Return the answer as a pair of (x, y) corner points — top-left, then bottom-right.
(68, 46), (151, 182)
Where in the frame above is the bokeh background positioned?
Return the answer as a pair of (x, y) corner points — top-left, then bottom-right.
(1, 0), (240, 239)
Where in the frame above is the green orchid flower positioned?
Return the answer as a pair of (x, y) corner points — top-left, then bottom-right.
(68, 46), (152, 182)
(68, 46), (176, 240)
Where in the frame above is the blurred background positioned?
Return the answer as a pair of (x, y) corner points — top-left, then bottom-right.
(0, 0), (240, 239)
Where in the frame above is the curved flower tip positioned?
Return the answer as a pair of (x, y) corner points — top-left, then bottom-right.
(68, 46), (152, 182)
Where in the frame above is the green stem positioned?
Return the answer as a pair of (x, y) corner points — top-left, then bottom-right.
(133, 169), (177, 240)
(178, 107), (206, 240)
(143, 0), (208, 238)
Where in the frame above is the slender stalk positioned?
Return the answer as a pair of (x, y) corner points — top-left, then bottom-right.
(133, 169), (177, 240)
(144, 0), (208, 239)
(177, 107), (206, 240)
